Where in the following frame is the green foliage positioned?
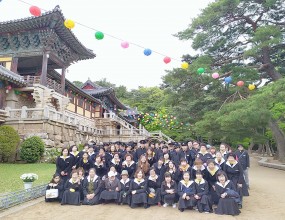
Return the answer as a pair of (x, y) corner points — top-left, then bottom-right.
(0, 125), (20, 162)
(78, 144), (84, 151)
(43, 148), (60, 164)
(20, 136), (45, 163)
(72, 81), (83, 88)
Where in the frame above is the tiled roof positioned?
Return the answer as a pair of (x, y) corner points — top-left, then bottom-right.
(0, 65), (26, 86)
(0, 6), (95, 61)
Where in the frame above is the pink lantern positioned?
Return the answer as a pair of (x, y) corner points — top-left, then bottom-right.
(163, 56), (171, 64)
(212, 72), (219, 79)
(29, 6), (41, 17)
(121, 41), (129, 49)
(6, 85), (12, 90)
(237, 81), (245, 87)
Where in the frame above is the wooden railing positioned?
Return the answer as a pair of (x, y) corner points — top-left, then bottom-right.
(23, 75), (62, 93)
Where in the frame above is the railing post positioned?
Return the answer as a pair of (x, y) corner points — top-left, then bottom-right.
(20, 106), (27, 119)
(43, 106), (49, 119)
(5, 107), (11, 117)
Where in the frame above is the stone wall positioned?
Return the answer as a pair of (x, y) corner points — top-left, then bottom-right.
(4, 119), (102, 150)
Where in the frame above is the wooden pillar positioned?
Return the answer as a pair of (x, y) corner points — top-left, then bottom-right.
(40, 53), (48, 86)
(11, 57), (18, 73)
(61, 67), (66, 95)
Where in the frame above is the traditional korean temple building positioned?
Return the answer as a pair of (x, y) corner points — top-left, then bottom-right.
(0, 6), (151, 148)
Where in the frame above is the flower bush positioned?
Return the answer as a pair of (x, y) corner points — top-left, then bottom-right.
(20, 173), (38, 182)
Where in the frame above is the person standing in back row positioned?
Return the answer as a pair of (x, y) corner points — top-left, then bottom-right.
(235, 144), (250, 189)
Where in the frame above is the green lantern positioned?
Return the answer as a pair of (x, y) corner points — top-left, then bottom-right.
(95, 31), (104, 40)
(197, 68), (205, 75)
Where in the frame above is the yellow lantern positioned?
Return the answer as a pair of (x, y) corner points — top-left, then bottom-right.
(64, 19), (75, 29)
(248, 84), (255, 90)
(181, 62), (189, 69)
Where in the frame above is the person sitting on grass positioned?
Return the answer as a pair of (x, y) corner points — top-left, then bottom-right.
(82, 168), (102, 205)
(61, 170), (81, 206)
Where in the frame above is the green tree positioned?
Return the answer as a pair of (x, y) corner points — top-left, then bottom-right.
(0, 125), (20, 162)
(20, 136), (45, 163)
(72, 81), (83, 88)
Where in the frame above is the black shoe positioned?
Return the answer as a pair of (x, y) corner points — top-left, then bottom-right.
(238, 204), (242, 209)
(144, 204), (149, 209)
(180, 208), (184, 212)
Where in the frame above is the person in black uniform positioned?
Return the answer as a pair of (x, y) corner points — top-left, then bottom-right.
(235, 144), (250, 189)
(122, 153), (136, 179)
(146, 168), (162, 206)
(204, 159), (220, 205)
(61, 170), (81, 205)
(194, 171), (212, 213)
(161, 172), (177, 208)
(77, 152), (92, 177)
(146, 148), (156, 167)
(197, 143), (213, 165)
(177, 171), (196, 212)
(134, 140), (147, 162)
(78, 144), (89, 158)
(45, 173), (64, 202)
(191, 159), (206, 180)
(92, 155), (107, 179)
(118, 170), (131, 205)
(188, 141), (197, 167)
(100, 171), (121, 204)
(69, 145), (80, 170)
(88, 145), (96, 162)
(109, 152), (122, 175)
(82, 168), (102, 205)
(56, 147), (73, 185)
(169, 142), (180, 166)
(129, 169), (148, 209)
(153, 157), (166, 177)
(214, 152), (225, 170)
(165, 161), (179, 183)
(215, 171), (240, 216)
(179, 142), (191, 166)
(224, 153), (249, 208)
(178, 158), (191, 181)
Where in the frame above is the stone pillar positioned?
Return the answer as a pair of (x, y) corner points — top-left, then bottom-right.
(5, 89), (18, 109)
(40, 52), (49, 86)
(61, 68), (66, 95)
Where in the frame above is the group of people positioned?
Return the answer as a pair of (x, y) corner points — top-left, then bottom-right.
(46, 140), (250, 216)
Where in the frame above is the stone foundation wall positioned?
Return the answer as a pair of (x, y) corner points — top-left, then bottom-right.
(4, 119), (102, 149)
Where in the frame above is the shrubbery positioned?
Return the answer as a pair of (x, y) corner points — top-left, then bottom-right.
(20, 136), (45, 163)
(43, 148), (60, 164)
(0, 125), (20, 162)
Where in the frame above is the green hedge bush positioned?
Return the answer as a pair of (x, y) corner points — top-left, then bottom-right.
(20, 136), (45, 163)
(0, 125), (20, 162)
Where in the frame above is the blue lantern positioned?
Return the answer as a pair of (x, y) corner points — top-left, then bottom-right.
(224, 76), (232, 84)
(144, 48), (152, 56)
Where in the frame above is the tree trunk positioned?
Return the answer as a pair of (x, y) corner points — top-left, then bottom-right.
(268, 118), (285, 162)
(257, 144), (263, 154)
(262, 47), (282, 81)
(248, 142), (255, 154)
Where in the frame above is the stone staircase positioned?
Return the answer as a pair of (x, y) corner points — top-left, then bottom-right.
(149, 130), (175, 142)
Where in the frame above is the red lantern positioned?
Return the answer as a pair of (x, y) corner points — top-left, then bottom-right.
(163, 57), (171, 64)
(237, 81), (244, 87)
(29, 6), (41, 17)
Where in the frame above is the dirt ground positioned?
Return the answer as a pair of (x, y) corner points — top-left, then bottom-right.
(2, 157), (285, 220)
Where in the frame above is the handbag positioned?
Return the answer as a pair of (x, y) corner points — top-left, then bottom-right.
(45, 188), (59, 198)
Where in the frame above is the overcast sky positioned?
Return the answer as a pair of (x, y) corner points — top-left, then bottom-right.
(0, 0), (212, 89)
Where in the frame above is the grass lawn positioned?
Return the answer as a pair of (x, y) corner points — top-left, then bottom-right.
(0, 163), (56, 194)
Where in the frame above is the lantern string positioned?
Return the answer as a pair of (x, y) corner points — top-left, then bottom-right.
(17, 0), (181, 62)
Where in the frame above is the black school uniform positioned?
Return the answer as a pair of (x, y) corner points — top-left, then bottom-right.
(179, 149), (191, 165)
(214, 158), (225, 170)
(154, 148), (163, 161)
(166, 169), (180, 183)
(235, 150), (250, 170)
(56, 156), (73, 184)
(215, 180), (240, 216)
(119, 178), (131, 205)
(147, 155), (156, 167)
(189, 149), (198, 167)
(204, 166), (220, 205)
(61, 179), (81, 205)
(191, 165), (206, 180)
(129, 178), (148, 208)
(224, 161), (249, 198)
(70, 152), (80, 169)
(153, 162), (166, 177)
(161, 180), (177, 205)
(121, 161), (136, 179)
(169, 150), (180, 166)
(197, 152), (213, 164)
(77, 158), (92, 177)
(177, 180), (197, 210)
(178, 165), (191, 181)
(93, 162), (108, 179)
(88, 152), (97, 162)
(109, 158), (122, 174)
(194, 179), (211, 212)
(82, 175), (102, 205)
(45, 181), (64, 202)
(146, 175), (161, 205)
(134, 147), (146, 162)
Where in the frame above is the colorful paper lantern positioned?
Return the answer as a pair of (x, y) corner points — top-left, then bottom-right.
(64, 19), (75, 29)
(181, 62), (189, 69)
(163, 57), (171, 64)
(95, 31), (104, 40)
(197, 68), (205, 75)
(6, 85), (12, 90)
(237, 81), (244, 87)
(224, 76), (232, 84)
(212, 72), (219, 79)
(248, 84), (256, 90)
(29, 6), (41, 17)
(121, 41), (129, 48)
(144, 49), (152, 56)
